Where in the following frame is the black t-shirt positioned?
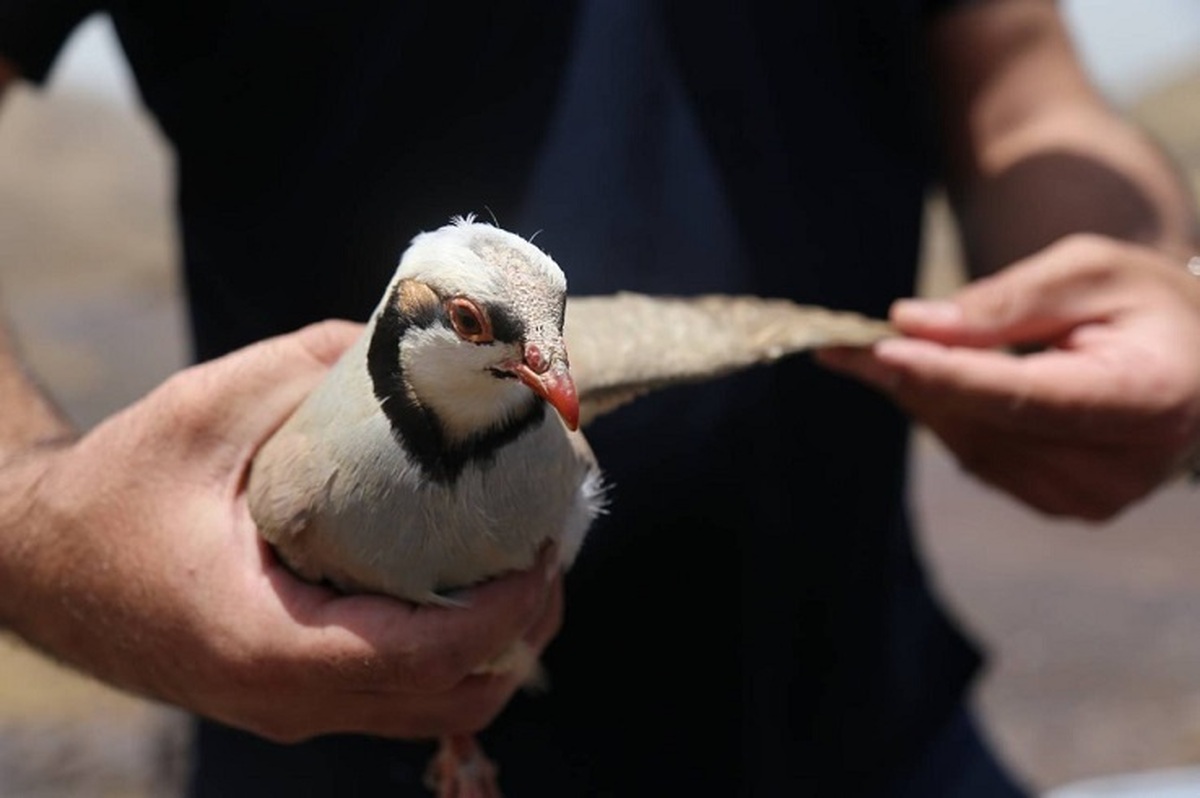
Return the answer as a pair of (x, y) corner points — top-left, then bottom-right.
(0, 1), (980, 794)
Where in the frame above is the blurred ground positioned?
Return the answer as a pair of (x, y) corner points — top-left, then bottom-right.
(0, 60), (1199, 796)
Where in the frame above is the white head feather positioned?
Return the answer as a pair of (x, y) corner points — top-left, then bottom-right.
(395, 216), (567, 307)
(384, 217), (571, 442)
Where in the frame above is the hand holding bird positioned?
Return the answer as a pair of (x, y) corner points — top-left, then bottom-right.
(0, 319), (561, 754)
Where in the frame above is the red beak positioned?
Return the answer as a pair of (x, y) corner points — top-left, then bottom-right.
(509, 350), (579, 431)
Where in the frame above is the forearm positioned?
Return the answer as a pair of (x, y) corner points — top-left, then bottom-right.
(0, 314), (76, 636)
(0, 58), (79, 639)
(929, 0), (1199, 275)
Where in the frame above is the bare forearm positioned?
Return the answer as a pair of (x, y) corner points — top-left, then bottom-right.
(930, 0), (1199, 275)
(949, 105), (1198, 273)
(0, 314), (76, 636)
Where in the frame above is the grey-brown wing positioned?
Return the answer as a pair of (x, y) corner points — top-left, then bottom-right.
(564, 292), (894, 426)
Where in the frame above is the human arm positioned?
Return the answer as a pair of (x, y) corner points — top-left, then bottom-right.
(931, 0), (1197, 273)
(818, 0), (1200, 519)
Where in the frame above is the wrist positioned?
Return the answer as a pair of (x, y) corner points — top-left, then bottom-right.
(0, 433), (78, 469)
(0, 441), (71, 632)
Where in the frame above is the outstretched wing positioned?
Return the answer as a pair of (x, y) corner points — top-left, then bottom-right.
(564, 292), (893, 426)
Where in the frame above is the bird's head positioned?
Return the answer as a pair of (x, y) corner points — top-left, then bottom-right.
(369, 217), (578, 444)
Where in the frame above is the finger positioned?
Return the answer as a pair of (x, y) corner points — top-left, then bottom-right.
(892, 235), (1131, 347)
(159, 320), (364, 457)
(288, 319), (365, 366)
(865, 337), (1130, 436)
(461, 574), (563, 688)
(305, 545), (559, 693)
(814, 345), (900, 391)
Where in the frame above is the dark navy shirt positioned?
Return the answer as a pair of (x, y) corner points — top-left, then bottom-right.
(1, 1), (983, 794)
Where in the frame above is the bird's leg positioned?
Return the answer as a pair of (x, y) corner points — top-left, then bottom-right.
(421, 642), (540, 796)
(425, 733), (502, 798)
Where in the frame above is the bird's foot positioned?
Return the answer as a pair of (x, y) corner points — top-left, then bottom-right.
(425, 733), (502, 798)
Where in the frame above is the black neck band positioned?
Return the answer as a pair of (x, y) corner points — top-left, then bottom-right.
(366, 284), (545, 483)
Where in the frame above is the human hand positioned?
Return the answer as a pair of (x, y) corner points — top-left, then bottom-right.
(818, 234), (1200, 520)
(0, 320), (562, 742)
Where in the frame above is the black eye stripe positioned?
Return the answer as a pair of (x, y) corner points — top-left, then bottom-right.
(484, 303), (525, 343)
(366, 286), (545, 484)
(424, 291), (527, 344)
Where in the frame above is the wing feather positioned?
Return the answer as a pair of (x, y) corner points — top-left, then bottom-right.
(564, 293), (893, 425)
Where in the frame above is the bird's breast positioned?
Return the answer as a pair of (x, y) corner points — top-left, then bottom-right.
(296, 411), (599, 603)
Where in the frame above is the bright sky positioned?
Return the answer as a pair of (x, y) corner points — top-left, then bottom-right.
(44, 3), (1200, 108)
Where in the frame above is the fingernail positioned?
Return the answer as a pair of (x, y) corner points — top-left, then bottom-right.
(893, 299), (962, 326)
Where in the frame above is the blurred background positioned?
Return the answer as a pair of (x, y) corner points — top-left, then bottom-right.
(0, 2), (1199, 795)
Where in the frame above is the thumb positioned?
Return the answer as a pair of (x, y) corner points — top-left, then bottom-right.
(892, 236), (1125, 348)
(158, 320), (363, 458)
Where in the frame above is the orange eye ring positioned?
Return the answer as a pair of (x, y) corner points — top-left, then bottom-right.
(446, 297), (494, 343)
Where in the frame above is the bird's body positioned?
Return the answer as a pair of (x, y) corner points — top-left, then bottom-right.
(247, 216), (893, 797)
(250, 219), (602, 605)
(249, 330), (602, 603)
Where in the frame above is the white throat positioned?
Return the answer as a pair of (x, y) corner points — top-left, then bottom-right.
(401, 326), (537, 442)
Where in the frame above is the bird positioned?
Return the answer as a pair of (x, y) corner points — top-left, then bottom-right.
(246, 216), (892, 798)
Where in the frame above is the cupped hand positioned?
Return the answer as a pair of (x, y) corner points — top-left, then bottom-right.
(0, 320), (562, 742)
(818, 234), (1200, 520)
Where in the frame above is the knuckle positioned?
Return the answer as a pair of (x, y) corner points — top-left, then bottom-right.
(142, 373), (195, 432)
(295, 319), (362, 366)
(961, 274), (1018, 323)
(1040, 234), (1124, 290)
(150, 365), (226, 444)
(1052, 232), (1120, 267)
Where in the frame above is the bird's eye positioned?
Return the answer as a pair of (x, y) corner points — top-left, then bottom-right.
(447, 298), (493, 343)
